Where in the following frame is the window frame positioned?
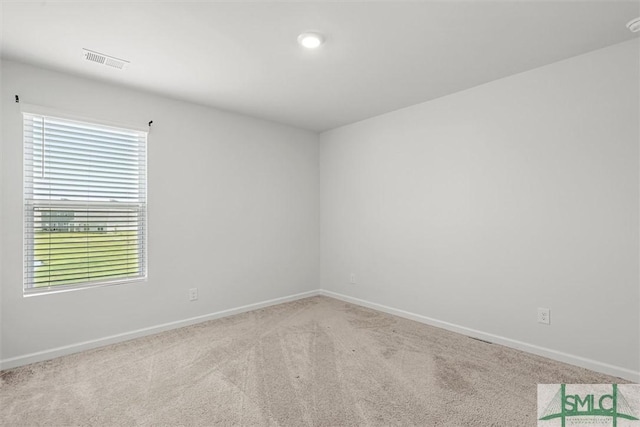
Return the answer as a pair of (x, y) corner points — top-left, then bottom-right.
(22, 106), (148, 296)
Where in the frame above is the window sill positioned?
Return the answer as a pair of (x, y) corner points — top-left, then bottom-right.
(23, 276), (148, 297)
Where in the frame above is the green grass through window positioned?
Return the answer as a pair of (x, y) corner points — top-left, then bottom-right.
(34, 230), (140, 287)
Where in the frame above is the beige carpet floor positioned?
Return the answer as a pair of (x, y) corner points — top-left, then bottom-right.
(0, 296), (628, 426)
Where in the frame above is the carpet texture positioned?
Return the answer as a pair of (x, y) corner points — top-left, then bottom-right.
(0, 296), (628, 426)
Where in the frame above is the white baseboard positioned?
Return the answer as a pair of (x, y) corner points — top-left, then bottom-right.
(319, 290), (640, 383)
(3, 288), (638, 383)
(0, 289), (320, 371)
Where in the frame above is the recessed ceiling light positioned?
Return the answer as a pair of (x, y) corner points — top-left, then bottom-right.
(627, 17), (640, 33)
(297, 32), (325, 49)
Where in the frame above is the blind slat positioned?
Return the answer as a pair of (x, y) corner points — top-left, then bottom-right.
(28, 121), (144, 144)
(24, 252), (142, 265)
(25, 164), (143, 178)
(31, 271), (142, 286)
(33, 262), (142, 275)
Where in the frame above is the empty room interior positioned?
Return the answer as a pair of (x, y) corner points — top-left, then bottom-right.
(1, 1), (639, 426)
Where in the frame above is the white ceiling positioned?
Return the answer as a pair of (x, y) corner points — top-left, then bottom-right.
(1, 1), (639, 132)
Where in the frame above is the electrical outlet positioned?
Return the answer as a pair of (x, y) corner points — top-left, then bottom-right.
(189, 288), (198, 301)
(349, 273), (356, 284)
(538, 307), (550, 325)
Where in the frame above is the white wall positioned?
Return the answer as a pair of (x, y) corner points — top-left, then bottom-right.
(320, 39), (640, 377)
(0, 57), (4, 362)
(0, 60), (319, 363)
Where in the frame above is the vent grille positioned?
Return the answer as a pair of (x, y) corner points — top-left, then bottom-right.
(83, 49), (129, 70)
(468, 336), (493, 344)
(105, 57), (126, 69)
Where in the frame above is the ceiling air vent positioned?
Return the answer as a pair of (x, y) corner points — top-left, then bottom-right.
(83, 49), (129, 70)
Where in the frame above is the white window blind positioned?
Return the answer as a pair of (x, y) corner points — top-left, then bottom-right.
(23, 113), (147, 294)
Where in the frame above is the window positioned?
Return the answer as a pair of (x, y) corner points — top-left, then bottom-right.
(23, 113), (147, 294)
